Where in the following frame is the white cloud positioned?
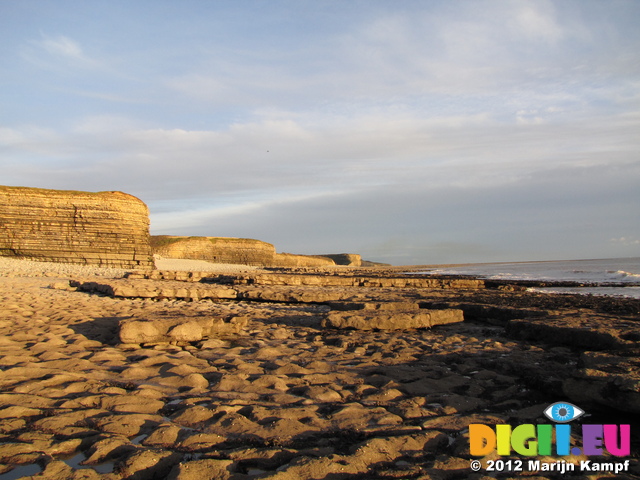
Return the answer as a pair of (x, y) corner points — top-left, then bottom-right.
(40, 34), (84, 59)
(20, 33), (116, 78)
(4, 102), (638, 196)
(611, 237), (640, 246)
(512, 1), (564, 43)
(516, 110), (545, 125)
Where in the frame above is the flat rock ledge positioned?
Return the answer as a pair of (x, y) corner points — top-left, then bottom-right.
(78, 279), (237, 301)
(564, 350), (640, 414)
(505, 313), (640, 414)
(323, 309), (464, 331)
(67, 276), (640, 415)
(77, 280), (466, 341)
(128, 270), (486, 289)
(506, 313), (640, 350)
(1, 266), (640, 479)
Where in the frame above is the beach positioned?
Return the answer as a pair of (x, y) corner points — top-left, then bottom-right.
(0, 258), (638, 479)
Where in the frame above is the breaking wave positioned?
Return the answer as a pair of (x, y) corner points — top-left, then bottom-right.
(420, 258), (640, 297)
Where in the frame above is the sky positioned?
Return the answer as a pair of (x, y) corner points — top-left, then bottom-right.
(1, 0), (639, 265)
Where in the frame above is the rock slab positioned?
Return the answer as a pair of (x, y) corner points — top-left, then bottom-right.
(79, 279), (238, 300)
(323, 309), (464, 330)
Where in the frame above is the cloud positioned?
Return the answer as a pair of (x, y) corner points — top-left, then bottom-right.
(611, 237), (640, 247)
(3, 103), (638, 199)
(22, 33), (101, 71)
(512, 1), (564, 43)
(155, 0), (637, 130)
(39, 34), (84, 59)
(3, 1), (640, 263)
(147, 155), (638, 264)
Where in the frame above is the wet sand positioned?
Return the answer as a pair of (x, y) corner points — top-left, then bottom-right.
(0, 258), (638, 479)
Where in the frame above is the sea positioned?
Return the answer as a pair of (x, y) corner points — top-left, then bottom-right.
(421, 257), (640, 299)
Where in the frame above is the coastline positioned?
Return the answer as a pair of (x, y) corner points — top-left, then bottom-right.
(403, 257), (640, 299)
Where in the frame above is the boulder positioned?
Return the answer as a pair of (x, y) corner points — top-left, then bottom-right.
(119, 316), (248, 344)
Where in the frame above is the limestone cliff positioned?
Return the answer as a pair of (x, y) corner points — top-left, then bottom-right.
(151, 236), (367, 268)
(320, 253), (362, 266)
(0, 186), (154, 268)
(151, 236), (276, 266)
(273, 253), (336, 267)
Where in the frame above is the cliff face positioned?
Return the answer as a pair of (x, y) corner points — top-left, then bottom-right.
(151, 236), (276, 267)
(273, 253), (336, 268)
(321, 253), (362, 266)
(0, 186), (154, 268)
(151, 236), (363, 268)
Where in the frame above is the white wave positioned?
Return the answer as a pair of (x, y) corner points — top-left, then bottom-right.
(419, 258), (640, 292)
(607, 270), (640, 281)
(528, 286), (640, 299)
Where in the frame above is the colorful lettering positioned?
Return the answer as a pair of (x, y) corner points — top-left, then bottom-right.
(469, 424), (495, 456)
(604, 424), (630, 456)
(582, 424), (604, 455)
(555, 424), (571, 456)
(536, 424), (553, 455)
(511, 424), (537, 456)
(468, 423), (631, 457)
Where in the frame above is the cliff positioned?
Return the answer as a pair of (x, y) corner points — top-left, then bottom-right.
(151, 237), (348, 267)
(151, 236), (276, 267)
(273, 253), (336, 267)
(320, 253), (362, 266)
(0, 186), (154, 268)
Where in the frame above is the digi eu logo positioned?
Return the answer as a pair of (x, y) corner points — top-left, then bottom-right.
(544, 402), (584, 423)
(470, 402), (631, 457)
(543, 402), (584, 423)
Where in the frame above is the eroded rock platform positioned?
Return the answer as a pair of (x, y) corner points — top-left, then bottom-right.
(0, 266), (638, 479)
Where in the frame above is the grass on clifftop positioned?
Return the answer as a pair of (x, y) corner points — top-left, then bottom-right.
(150, 235), (273, 248)
(149, 236), (184, 249)
(0, 185), (142, 201)
(207, 237), (271, 246)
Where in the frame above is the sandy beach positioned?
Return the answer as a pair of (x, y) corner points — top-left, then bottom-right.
(0, 258), (638, 479)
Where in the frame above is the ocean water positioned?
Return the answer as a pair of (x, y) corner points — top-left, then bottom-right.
(423, 257), (640, 298)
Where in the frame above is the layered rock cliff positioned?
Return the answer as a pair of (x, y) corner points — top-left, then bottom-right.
(151, 236), (346, 267)
(151, 236), (276, 267)
(0, 186), (154, 268)
(273, 253), (336, 267)
(321, 253), (362, 266)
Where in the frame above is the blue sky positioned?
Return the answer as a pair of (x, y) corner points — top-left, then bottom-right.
(1, 0), (639, 265)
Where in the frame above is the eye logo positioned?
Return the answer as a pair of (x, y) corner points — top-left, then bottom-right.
(544, 402), (585, 423)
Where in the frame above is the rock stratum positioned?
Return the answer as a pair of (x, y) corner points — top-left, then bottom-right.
(151, 236), (277, 267)
(151, 235), (358, 268)
(0, 185), (154, 268)
(320, 253), (362, 266)
(0, 185), (366, 271)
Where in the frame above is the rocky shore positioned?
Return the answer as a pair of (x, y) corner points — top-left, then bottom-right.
(0, 258), (638, 479)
